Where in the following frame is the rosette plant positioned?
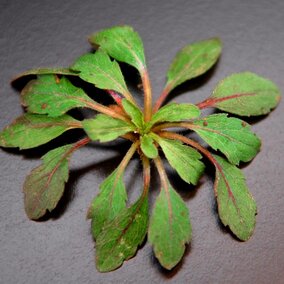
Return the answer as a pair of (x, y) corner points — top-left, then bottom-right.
(0, 26), (281, 272)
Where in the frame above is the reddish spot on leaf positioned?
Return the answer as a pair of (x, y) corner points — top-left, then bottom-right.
(203, 121), (208, 126)
(41, 103), (48, 109)
(55, 75), (60, 84)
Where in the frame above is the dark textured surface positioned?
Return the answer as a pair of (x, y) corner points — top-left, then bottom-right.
(0, 0), (283, 283)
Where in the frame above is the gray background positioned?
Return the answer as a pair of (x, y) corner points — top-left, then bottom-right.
(0, 0), (283, 283)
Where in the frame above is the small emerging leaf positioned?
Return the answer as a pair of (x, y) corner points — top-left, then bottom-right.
(213, 155), (257, 241)
(165, 38), (222, 93)
(71, 49), (131, 99)
(21, 75), (96, 117)
(148, 103), (200, 129)
(191, 114), (261, 165)
(89, 25), (146, 72)
(88, 169), (127, 239)
(209, 72), (281, 116)
(149, 182), (191, 270)
(24, 144), (74, 219)
(83, 114), (134, 142)
(140, 134), (158, 159)
(122, 99), (143, 128)
(154, 136), (205, 185)
(0, 114), (80, 149)
(96, 193), (148, 272)
(12, 68), (79, 82)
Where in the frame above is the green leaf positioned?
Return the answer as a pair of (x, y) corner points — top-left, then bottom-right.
(21, 75), (96, 117)
(208, 72), (281, 116)
(87, 169), (127, 239)
(140, 134), (158, 159)
(165, 38), (222, 93)
(148, 103), (200, 129)
(95, 193), (148, 272)
(148, 182), (191, 270)
(191, 114), (261, 165)
(213, 155), (257, 241)
(122, 99), (143, 128)
(82, 114), (134, 142)
(89, 25), (146, 72)
(153, 136), (205, 185)
(0, 114), (80, 149)
(24, 144), (74, 219)
(12, 68), (79, 82)
(71, 49), (131, 98)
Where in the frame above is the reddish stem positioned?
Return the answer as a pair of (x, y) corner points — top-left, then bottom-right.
(106, 90), (123, 106)
(117, 141), (139, 177)
(153, 84), (171, 113)
(72, 137), (91, 150)
(85, 100), (129, 122)
(142, 156), (150, 196)
(141, 69), (152, 122)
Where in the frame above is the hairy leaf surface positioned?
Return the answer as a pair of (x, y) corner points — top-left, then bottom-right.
(24, 144), (74, 219)
(140, 134), (158, 159)
(213, 155), (257, 240)
(96, 194), (148, 272)
(71, 50), (131, 98)
(89, 25), (146, 72)
(88, 169), (127, 239)
(208, 72), (281, 116)
(165, 38), (222, 93)
(148, 103), (200, 129)
(122, 99), (143, 128)
(149, 183), (191, 270)
(0, 114), (80, 149)
(83, 114), (134, 142)
(21, 75), (95, 117)
(191, 114), (261, 165)
(155, 136), (204, 185)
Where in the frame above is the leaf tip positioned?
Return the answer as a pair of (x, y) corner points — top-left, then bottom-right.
(24, 205), (45, 220)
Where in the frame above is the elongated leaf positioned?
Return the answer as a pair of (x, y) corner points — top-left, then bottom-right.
(0, 114), (80, 149)
(21, 75), (96, 117)
(207, 72), (281, 116)
(191, 114), (261, 165)
(154, 136), (204, 185)
(213, 155), (257, 241)
(148, 103), (200, 129)
(12, 68), (79, 82)
(140, 134), (158, 159)
(24, 144), (74, 219)
(149, 182), (191, 270)
(96, 194), (148, 272)
(165, 38), (222, 93)
(83, 114), (134, 142)
(87, 169), (127, 239)
(71, 49), (131, 98)
(89, 25), (146, 72)
(122, 99), (143, 128)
